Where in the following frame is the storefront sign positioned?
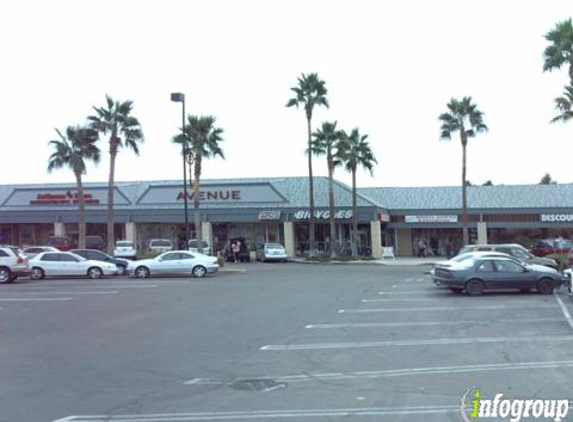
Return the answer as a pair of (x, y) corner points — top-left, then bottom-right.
(405, 215), (458, 223)
(258, 211), (281, 220)
(540, 214), (573, 222)
(176, 190), (241, 201)
(293, 210), (353, 220)
(378, 212), (390, 222)
(137, 184), (286, 204)
(2, 188), (129, 207)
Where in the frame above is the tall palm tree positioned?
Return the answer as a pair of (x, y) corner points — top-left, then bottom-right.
(543, 18), (573, 84)
(88, 95), (143, 253)
(311, 121), (344, 258)
(286, 73), (329, 255)
(338, 128), (377, 256)
(439, 97), (488, 246)
(47, 126), (100, 249)
(178, 115), (224, 254)
(551, 84), (573, 125)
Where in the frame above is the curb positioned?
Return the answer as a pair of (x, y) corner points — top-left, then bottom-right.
(219, 268), (249, 274)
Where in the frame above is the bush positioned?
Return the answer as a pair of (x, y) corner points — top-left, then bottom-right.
(546, 253), (569, 271)
(216, 256), (225, 267)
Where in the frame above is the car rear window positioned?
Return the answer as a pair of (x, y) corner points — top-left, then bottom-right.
(151, 240), (172, 247)
(189, 240), (208, 248)
(116, 241), (134, 247)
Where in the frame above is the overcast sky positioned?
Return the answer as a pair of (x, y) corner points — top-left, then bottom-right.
(1, 0), (571, 189)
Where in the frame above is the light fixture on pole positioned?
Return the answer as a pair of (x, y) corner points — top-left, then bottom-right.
(171, 92), (190, 249)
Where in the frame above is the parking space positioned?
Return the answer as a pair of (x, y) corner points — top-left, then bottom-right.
(3, 264), (573, 421)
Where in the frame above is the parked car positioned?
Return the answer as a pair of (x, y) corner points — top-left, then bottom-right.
(188, 239), (211, 255)
(148, 239), (174, 254)
(432, 256), (567, 295)
(114, 240), (137, 259)
(530, 238), (573, 257)
(71, 249), (130, 275)
(0, 245), (29, 283)
(85, 235), (106, 251)
(29, 251), (118, 280)
(459, 244), (558, 269)
(224, 237), (251, 262)
(47, 236), (76, 251)
(256, 243), (288, 262)
(429, 251), (523, 276)
(128, 250), (219, 279)
(23, 246), (59, 259)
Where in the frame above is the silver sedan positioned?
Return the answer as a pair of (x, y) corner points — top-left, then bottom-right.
(128, 250), (219, 279)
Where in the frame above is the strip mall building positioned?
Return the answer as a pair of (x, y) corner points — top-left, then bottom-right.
(0, 177), (572, 257)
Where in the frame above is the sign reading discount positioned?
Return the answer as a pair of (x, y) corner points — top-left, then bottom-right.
(540, 214), (573, 222)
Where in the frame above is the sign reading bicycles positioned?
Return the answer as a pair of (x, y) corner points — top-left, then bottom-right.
(293, 210), (353, 220)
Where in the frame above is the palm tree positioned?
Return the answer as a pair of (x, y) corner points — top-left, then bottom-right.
(47, 126), (100, 249)
(439, 97), (488, 246)
(311, 121), (344, 258)
(551, 84), (573, 125)
(338, 128), (377, 256)
(543, 18), (573, 84)
(88, 95), (143, 253)
(177, 115), (224, 254)
(286, 73), (329, 255)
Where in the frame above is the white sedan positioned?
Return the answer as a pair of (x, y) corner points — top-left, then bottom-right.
(114, 240), (137, 259)
(29, 251), (119, 280)
(128, 250), (219, 279)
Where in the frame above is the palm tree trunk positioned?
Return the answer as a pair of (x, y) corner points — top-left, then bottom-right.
(193, 156), (202, 254)
(75, 171), (87, 250)
(107, 139), (117, 254)
(351, 169), (358, 256)
(461, 136), (469, 246)
(306, 116), (316, 256)
(327, 151), (336, 258)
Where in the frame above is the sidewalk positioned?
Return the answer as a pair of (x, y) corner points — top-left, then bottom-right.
(290, 256), (448, 266)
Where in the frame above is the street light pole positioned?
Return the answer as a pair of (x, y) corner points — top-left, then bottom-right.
(171, 92), (190, 249)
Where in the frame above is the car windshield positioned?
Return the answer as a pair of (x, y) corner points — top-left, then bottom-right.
(151, 240), (171, 247)
(116, 241), (134, 247)
(189, 240), (208, 248)
(69, 253), (87, 261)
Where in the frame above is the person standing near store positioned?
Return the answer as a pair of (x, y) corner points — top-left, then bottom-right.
(232, 240), (241, 263)
(418, 239), (427, 258)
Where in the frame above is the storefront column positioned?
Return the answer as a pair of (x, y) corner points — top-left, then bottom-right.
(125, 222), (137, 244)
(201, 222), (213, 254)
(54, 222), (65, 237)
(477, 222), (488, 244)
(396, 229), (413, 256)
(283, 222), (295, 258)
(370, 220), (383, 258)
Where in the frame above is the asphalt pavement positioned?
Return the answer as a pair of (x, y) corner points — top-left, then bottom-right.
(1, 263), (573, 422)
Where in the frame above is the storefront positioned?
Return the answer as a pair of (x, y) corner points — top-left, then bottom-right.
(2, 180), (572, 258)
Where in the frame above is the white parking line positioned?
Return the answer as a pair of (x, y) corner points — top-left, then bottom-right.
(305, 317), (566, 329)
(0, 297), (73, 302)
(0, 291), (119, 295)
(338, 304), (558, 313)
(260, 335), (573, 351)
(53, 406), (460, 421)
(184, 360), (573, 385)
(362, 298), (444, 303)
(555, 294), (573, 332)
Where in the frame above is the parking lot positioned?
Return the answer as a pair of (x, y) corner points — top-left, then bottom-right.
(2, 263), (573, 422)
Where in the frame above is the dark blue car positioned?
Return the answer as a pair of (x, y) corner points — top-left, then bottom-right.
(432, 256), (568, 296)
(71, 249), (130, 276)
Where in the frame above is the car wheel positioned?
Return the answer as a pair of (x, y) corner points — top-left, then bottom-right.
(449, 287), (463, 294)
(87, 267), (103, 279)
(0, 267), (11, 283)
(135, 266), (150, 279)
(537, 278), (555, 295)
(465, 279), (485, 296)
(116, 265), (126, 276)
(30, 267), (45, 280)
(192, 265), (207, 278)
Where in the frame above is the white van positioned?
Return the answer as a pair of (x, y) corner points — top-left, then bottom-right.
(189, 239), (210, 255)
